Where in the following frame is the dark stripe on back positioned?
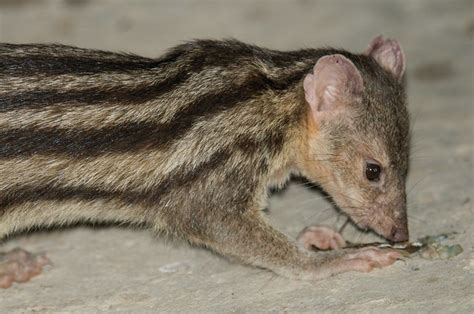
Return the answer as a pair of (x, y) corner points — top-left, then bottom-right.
(0, 55), (163, 76)
(0, 76), (184, 112)
(0, 149), (233, 211)
(0, 54), (203, 112)
(0, 42), (272, 112)
(0, 133), (277, 213)
(0, 40), (346, 78)
(0, 69), (299, 158)
(0, 63), (308, 112)
(0, 43), (175, 76)
(0, 40), (340, 113)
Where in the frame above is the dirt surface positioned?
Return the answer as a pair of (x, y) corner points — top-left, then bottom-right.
(0, 0), (473, 312)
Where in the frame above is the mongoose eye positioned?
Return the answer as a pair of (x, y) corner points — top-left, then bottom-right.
(365, 161), (382, 182)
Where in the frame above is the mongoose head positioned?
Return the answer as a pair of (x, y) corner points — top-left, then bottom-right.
(299, 36), (409, 243)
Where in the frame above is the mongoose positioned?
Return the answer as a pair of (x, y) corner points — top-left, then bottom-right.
(0, 36), (409, 288)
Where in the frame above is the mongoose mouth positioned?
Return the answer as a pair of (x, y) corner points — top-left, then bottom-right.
(344, 213), (409, 244)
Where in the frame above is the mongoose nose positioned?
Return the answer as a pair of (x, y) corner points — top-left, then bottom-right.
(390, 226), (409, 243)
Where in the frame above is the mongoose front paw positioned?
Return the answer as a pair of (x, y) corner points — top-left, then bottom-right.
(333, 247), (402, 273)
(0, 248), (50, 288)
(297, 225), (346, 250)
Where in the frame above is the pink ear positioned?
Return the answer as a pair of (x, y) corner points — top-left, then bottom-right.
(365, 35), (405, 81)
(303, 54), (364, 117)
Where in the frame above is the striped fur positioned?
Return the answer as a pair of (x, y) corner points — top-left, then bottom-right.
(0, 39), (409, 279)
(0, 40), (330, 235)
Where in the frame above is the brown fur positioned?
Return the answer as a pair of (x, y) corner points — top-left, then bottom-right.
(0, 38), (409, 280)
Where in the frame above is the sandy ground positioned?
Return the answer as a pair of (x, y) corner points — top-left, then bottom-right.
(0, 0), (473, 312)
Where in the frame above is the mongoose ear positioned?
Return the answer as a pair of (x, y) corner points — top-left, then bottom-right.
(303, 54), (364, 119)
(365, 35), (405, 81)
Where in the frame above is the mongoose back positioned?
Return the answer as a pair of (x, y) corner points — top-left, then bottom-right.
(0, 36), (409, 287)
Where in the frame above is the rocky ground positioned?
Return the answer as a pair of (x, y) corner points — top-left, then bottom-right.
(0, 0), (473, 312)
